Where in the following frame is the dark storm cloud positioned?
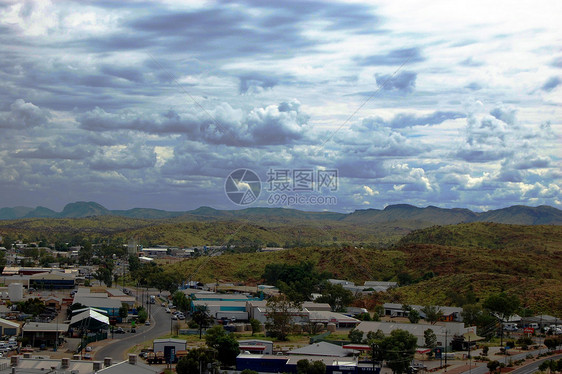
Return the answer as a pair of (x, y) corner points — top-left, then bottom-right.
(0, 99), (50, 129)
(356, 47), (425, 66)
(375, 71), (417, 93)
(541, 76), (561, 91)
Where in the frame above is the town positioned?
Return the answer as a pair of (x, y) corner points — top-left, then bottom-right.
(0, 237), (560, 374)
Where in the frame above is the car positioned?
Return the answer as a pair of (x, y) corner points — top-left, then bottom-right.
(165, 308), (171, 313)
(85, 346), (92, 352)
(114, 327), (125, 334)
(84, 353), (92, 360)
(171, 315), (178, 320)
(131, 328), (136, 333)
(177, 314), (185, 320)
(145, 321), (151, 326)
(161, 302), (166, 307)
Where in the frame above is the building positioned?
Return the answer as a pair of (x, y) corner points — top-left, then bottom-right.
(97, 355), (164, 374)
(239, 339), (274, 355)
(29, 271), (76, 289)
(140, 248), (168, 258)
(153, 339), (187, 364)
(22, 322), (69, 348)
(355, 321), (472, 347)
(382, 303), (463, 322)
(0, 317), (20, 336)
(73, 290), (123, 317)
(236, 353), (379, 374)
(288, 342), (353, 357)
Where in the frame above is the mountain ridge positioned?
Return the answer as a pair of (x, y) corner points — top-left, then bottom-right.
(0, 201), (560, 225)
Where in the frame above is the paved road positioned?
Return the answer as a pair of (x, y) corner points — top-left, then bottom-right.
(510, 354), (562, 374)
(94, 291), (173, 361)
(450, 350), (559, 374)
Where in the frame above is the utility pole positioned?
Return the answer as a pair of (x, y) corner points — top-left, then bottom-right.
(445, 330), (448, 372)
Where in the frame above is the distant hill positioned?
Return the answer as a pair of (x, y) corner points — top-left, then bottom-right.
(0, 201), (560, 226)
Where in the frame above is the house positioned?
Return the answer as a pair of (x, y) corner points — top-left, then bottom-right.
(42, 295), (62, 310)
(73, 290), (123, 317)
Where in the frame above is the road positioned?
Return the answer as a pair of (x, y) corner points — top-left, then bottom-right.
(94, 291), (174, 361)
(510, 354), (562, 374)
(451, 350), (560, 374)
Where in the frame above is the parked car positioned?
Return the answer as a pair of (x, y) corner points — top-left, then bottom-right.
(165, 308), (171, 313)
(145, 321), (151, 326)
(85, 346), (92, 352)
(114, 327), (125, 334)
(84, 353), (92, 360)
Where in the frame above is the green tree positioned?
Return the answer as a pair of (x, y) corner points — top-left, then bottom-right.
(137, 309), (148, 323)
(483, 292), (520, 347)
(128, 254), (140, 273)
(249, 318), (261, 336)
(173, 291), (191, 314)
(118, 305), (129, 319)
(487, 360), (500, 374)
(421, 305), (442, 325)
(424, 329), (437, 349)
(380, 329), (417, 374)
(192, 305), (212, 339)
(204, 325), (239, 366)
(408, 309), (421, 324)
(18, 298), (46, 316)
(176, 348), (215, 374)
(348, 329), (364, 343)
(316, 283), (354, 312)
(296, 359), (326, 374)
(265, 295), (301, 341)
(461, 304), (482, 326)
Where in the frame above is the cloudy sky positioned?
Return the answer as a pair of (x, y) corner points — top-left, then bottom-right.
(0, 0), (560, 212)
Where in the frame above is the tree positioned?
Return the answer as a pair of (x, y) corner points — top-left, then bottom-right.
(379, 329), (417, 374)
(487, 360), (500, 374)
(137, 309), (148, 323)
(192, 305), (212, 339)
(296, 359), (326, 374)
(176, 348), (215, 374)
(265, 295), (301, 341)
(408, 309), (421, 324)
(483, 292), (520, 347)
(173, 291), (191, 314)
(421, 305), (442, 325)
(205, 325), (239, 366)
(18, 298), (46, 316)
(249, 318), (261, 336)
(316, 283), (354, 312)
(348, 329), (364, 343)
(118, 305), (129, 319)
(461, 304), (482, 326)
(424, 329), (437, 349)
(128, 254), (140, 273)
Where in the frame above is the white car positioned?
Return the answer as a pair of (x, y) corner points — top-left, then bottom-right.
(165, 308), (171, 313)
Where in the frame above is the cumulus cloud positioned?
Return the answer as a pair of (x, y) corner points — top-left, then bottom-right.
(88, 144), (157, 171)
(375, 71), (417, 93)
(78, 100), (309, 146)
(0, 99), (50, 129)
(239, 73), (280, 94)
